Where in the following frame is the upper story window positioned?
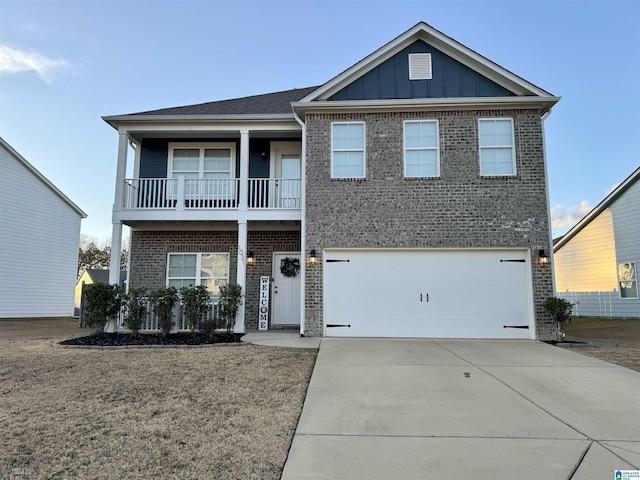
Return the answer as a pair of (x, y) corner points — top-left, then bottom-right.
(478, 119), (516, 176)
(169, 143), (235, 180)
(404, 120), (440, 177)
(331, 122), (365, 178)
(169, 142), (236, 198)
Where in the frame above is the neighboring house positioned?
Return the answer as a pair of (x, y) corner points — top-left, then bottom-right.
(74, 269), (127, 316)
(0, 137), (86, 318)
(554, 167), (640, 318)
(103, 22), (560, 340)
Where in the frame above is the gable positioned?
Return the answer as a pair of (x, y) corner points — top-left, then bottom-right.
(329, 40), (516, 101)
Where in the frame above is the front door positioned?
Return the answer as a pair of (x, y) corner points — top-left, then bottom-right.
(273, 143), (301, 208)
(272, 253), (301, 325)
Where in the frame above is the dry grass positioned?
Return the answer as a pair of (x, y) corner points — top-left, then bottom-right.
(0, 319), (317, 480)
(563, 316), (640, 372)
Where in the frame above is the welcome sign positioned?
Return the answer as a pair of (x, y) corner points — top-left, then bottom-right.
(258, 276), (270, 330)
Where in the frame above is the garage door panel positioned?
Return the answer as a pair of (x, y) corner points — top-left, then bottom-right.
(324, 249), (532, 339)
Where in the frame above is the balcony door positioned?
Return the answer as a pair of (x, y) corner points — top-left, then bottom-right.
(271, 142), (301, 209)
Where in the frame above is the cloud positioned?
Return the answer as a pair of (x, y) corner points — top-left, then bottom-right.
(0, 45), (70, 83)
(551, 201), (593, 233)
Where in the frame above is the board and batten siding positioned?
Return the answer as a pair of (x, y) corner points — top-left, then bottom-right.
(0, 142), (84, 318)
(555, 177), (640, 318)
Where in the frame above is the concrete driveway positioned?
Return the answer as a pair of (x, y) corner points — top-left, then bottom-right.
(282, 338), (640, 480)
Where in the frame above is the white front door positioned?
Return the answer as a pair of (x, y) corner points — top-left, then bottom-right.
(273, 143), (301, 209)
(272, 253), (301, 325)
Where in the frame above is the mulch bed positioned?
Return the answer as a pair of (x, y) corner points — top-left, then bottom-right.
(59, 332), (244, 347)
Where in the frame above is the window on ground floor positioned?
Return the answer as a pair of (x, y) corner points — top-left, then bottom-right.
(166, 253), (229, 295)
(618, 262), (638, 299)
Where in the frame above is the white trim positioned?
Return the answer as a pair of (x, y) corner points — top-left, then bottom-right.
(403, 119), (440, 178)
(292, 96), (560, 117)
(331, 121), (366, 179)
(478, 118), (516, 177)
(292, 110), (307, 337)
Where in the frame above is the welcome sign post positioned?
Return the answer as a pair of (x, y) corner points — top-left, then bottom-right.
(258, 276), (270, 330)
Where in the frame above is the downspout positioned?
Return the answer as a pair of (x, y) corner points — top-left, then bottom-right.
(293, 109), (306, 337)
(541, 109), (556, 296)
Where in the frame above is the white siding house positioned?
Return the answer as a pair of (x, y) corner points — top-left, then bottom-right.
(554, 167), (640, 318)
(0, 137), (86, 318)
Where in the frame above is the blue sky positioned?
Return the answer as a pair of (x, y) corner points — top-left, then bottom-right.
(1, 0), (638, 241)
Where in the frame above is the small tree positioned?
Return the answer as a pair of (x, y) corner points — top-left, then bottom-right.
(149, 287), (179, 336)
(122, 288), (148, 335)
(543, 296), (574, 341)
(218, 284), (243, 333)
(83, 282), (121, 332)
(180, 285), (211, 332)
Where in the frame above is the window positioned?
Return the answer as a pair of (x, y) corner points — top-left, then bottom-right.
(618, 262), (638, 299)
(478, 119), (516, 176)
(169, 143), (236, 197)
(332, 122), (365, 178)
(167, 253), (229, 295)
(404, 120), (440, 177)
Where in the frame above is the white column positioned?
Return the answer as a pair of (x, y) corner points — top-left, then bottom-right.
(235, 219), (247, 333)
(113, 132), (129, 213)
(109, 223), (123, 285)
(238, 129), (249, 211)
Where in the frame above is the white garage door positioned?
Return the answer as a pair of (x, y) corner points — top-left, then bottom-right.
(323, 249), (533, 339)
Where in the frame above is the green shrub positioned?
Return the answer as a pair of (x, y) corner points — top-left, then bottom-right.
(149, 287), (179, 336)
(83, 283), (121, 331)
(218, 283), (243, 333)
(122, 288), (148, 335)
(180, 285), (212, 332)
(543, 297), (574, 324)
(543, 296), (574, 341)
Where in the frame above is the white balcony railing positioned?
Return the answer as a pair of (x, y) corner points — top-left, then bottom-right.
(115, 299), (221, 333)
(248, 178), (301, 209)
(123, 178), (300, 210)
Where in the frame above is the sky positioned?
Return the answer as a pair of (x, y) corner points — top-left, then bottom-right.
(0, 0), (638, 242)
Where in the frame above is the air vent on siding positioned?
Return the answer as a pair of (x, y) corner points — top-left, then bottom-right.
(409, 53), (432, 80)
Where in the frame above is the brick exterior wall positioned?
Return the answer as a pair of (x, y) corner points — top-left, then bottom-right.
(128, 229), (300, 330)
(304, 109), (555, 340)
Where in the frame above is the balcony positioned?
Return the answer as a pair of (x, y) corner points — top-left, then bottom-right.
(116, 177), (302, 223)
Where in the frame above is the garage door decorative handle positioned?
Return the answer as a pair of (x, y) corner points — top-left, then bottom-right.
(503, 325), (529, 329)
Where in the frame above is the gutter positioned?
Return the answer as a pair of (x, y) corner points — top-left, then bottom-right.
(292, 109), (307, 337)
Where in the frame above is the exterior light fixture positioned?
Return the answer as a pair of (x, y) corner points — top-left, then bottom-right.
(247, 251), (256, 265)
(538, 249), (549, 265)
(309, 249), (317, 264)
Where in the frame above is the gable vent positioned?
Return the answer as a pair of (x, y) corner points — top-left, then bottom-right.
(409, 53), (432, 80)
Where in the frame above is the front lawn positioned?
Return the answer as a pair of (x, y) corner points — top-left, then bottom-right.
(563, 316), (640, 371)
(0, 322), (317, 479)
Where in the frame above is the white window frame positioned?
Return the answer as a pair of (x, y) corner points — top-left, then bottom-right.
(478, 118), (516, 177)
(166, 252), (230, 296)
(403, 119), (440, 178)
(168, 142), (236, 180)
(331, 122), (366, 179)
(617, 261), (638, 299)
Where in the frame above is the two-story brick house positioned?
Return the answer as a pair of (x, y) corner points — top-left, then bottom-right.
(104, 22), (560, 340)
